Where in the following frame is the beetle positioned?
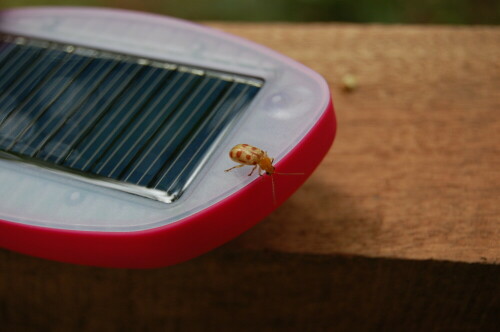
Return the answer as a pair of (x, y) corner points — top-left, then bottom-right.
(224, 144), (274, 176)
(224, 144), (302, 204)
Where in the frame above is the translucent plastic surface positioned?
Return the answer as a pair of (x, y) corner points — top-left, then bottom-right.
(0, 8), (330, 231)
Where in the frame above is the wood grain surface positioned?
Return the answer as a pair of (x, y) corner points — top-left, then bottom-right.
(207, 23), (500, 264)
(1, 23), (499, 332)
(1, 248), (499, 332)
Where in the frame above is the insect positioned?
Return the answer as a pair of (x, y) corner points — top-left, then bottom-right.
(224, 144), (302, 204)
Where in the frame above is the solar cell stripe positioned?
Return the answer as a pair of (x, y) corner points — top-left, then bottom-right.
(87, 68), (177, 174)
(0, 44), (44, 93)
(40, 62), (143, 164)
(0, 41), (17, 63)
(98, 72), (199, 178)
(0, 54), (92, 149)
(127, 76), (223, 186)
(156, 84), (261, 194)
(15, 58), (118, 156)
(139, 77), (231, 187)
(0, 48), (68, 124)
(64, 65), (169, 171)
(154, 83), (249, 191)
(121, 75), (214, 184)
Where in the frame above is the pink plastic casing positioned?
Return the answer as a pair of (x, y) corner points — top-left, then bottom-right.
(0, 100), (335, 268)
(0, 8), (336, 268)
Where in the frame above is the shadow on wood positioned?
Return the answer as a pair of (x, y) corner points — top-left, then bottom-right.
(1, 247), (498, 332)
(233, 177), (383, 257)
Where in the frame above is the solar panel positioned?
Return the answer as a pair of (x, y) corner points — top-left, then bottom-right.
(0, 34), (263, 203)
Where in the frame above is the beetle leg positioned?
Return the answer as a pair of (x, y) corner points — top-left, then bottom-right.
(225, 164), (245, 172)
(248, 165), (258, 176)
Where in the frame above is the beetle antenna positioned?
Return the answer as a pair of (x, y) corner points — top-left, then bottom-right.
(274, 172), (304, 175)
(271, 175), (277, 205)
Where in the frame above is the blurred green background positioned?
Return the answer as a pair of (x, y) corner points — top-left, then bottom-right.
(1, 0), (499, 24)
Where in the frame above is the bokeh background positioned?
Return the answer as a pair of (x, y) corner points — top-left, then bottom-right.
(1, 0), (499, 24)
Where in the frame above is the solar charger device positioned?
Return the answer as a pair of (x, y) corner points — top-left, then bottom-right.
(0, 7), (336, 268)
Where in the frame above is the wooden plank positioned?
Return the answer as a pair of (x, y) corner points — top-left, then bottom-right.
(1, 247), (499, 332)
(206, 23), (500, 264)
